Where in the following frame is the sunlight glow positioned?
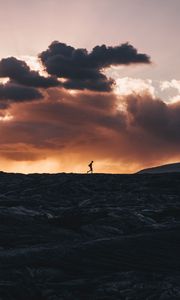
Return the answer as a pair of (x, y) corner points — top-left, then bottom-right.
(0, 78), (9, 84)
(0, 158), (60, 174)
(114, 77), (155, 97)
(19, 55), (47, 77)
(0, 113), (14, 121)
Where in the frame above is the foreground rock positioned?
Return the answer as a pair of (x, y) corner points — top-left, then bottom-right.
(0, 172), (180, 299)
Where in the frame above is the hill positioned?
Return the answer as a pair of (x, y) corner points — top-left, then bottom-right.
(0, 171), (180, 299)
(138, 162), (180, 174)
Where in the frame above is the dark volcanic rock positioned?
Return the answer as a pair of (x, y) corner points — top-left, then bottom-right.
(0, 172), (180, 299)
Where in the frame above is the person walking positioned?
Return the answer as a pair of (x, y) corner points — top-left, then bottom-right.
(87, 161), (94, 173)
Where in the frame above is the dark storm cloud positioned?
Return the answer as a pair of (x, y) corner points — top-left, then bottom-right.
(0, 82), (43, 102)
(0, 57), (60, 88)
(63, 77), (114, 92)
(39, 41), (151, 91)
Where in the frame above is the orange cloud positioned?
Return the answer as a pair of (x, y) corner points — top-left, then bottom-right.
(0, 88), (179, 173)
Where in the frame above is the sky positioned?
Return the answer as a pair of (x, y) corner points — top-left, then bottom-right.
(0, 0), (179, 173)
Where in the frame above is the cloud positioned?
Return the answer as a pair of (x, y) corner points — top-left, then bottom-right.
(115, 77), (155, 97)
(0, 57), (60, 88)
(160, 79), (180, 93)
(126, 93), (180, 142)
(63, 76), (114, 92)
(0, 88), (179, 173)
(0, 89), (126, 162)
(122, 93), (180, 167)
(0, 82), (43, 104)
(39, 41), (151, 91)
(0, 42), (151, 106)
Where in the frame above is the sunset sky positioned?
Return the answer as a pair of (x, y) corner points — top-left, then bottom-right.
(0, 0), (180, 173)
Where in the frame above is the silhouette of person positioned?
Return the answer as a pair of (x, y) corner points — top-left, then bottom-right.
(87, 161), (94, 173)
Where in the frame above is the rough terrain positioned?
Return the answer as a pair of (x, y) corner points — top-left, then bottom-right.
(0, 172), (180, 299)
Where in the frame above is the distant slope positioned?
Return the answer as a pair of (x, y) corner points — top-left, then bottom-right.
(138, 162), (180, 174)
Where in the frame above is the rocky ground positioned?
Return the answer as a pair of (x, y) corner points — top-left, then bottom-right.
(0, 172), (180, 299)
